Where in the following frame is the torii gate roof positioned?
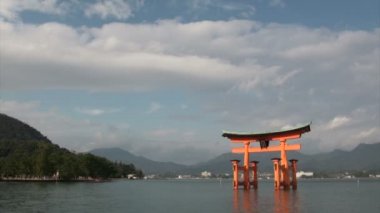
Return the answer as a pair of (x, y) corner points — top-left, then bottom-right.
(222, 122), (311, 141)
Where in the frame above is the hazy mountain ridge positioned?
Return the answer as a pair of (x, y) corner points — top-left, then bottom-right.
(1, 112), (378, 177)
(91, 143), (380, 175)
(90, 148), (188, 174)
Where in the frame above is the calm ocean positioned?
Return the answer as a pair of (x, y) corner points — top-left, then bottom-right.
(1, 179), (379, 213)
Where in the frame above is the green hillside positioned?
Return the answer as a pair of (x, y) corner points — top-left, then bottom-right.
(0, 113), (143, 180)
(0, 113), (51, 142)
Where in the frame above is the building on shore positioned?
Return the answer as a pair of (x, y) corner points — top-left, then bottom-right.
(201, 171), (212, 178)
(296, 171), (314, 178)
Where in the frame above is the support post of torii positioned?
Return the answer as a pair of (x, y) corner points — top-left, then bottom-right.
(243, 142), (250, 190)
(271, 158), (281, 190)
(231, 160), (240, 190)
(289, 159), (298, 190)
(223, 123), (311, 190)
(250, 161), (259, 189)
(280, 139), (290, 190)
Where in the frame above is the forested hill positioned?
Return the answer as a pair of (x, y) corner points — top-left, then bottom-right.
(0, 113), (143, 180)
(0, 113), (50, 142)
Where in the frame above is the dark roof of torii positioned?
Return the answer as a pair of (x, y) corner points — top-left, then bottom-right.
(222, 122), (311, 141)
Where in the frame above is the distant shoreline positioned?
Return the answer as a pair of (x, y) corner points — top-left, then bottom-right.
(0, 177), (108, 183)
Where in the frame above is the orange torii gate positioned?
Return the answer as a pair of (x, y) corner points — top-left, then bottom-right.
(222, 123), (311, 190)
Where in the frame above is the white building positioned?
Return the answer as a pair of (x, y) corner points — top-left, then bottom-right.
(296, 171), (314, 178)
(127, 174), (137, 179)
(201, 171), (212, 178)
(177, 175), (192, 179)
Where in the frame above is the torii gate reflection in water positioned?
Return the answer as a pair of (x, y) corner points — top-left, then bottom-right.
(223, 123), (311, 190)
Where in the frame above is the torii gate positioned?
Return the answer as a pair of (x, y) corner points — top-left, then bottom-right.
(222, 123), (311, 190)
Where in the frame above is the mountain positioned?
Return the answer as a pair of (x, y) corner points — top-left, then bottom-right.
(0, 113), (51, 143)
(190, 143), (380, 174)
(91, 142), (380, 175)
(8, 111), (377, 178)
(299, 143), (380, 172)
(90, 148), (188, 174)
(188, 151), (307, 174)
(0, 113), (142, 180)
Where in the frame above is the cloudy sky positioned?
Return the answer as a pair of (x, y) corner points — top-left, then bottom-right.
(0, 0), (379, 164)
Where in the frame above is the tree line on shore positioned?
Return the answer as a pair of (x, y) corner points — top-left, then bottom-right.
(0, 113), (143, 180)
(0, 139), (143, 180)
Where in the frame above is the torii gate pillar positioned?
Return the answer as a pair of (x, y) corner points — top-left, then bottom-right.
(271, 158), (281, 190)
(243, 142), (250, 190)
(280, 139), (291, 190)
(289, 159), (298, 190)
(231, 160), (240, 190)
(250, 161), (259, 189)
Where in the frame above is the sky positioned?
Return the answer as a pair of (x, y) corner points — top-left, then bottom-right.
(0, 0), (379, 165)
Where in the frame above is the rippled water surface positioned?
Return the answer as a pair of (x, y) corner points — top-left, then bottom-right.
(1, 179), (379, 213)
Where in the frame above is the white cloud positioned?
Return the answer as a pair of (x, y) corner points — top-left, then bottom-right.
(0, 0), (144, 22)
(189, 0), (255, 17)
(0, 99), (129, 151)
(190, 0), (213, 9)
(78, 108), (105, 116)
(281, 30), (377, 61)
(300, 106), (379, 153)
(0, 99), (218, 164)
(356, 127), (379, 139)
(85, 0), (133, 20)
(273, 69), (301, 86)
(75, 107), (121, 116)
(280, 123), (309, 131)
(2, 19), (377, 95)
(148, 129), (177, 137)
(180, 104), (188, 110)
(326, 116), (351, 129)
(146, 102), (162, 114)
(0, 0), (68, 20)
(0, 19), (379, 158)
(147, 128), (195, 139)
(269, 0), (285, 8)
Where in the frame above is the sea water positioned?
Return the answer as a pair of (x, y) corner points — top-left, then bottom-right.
(0, 179), (379, 213)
